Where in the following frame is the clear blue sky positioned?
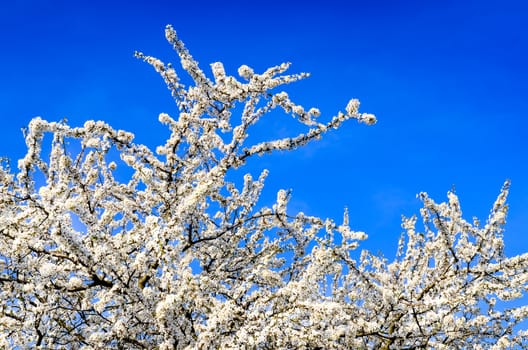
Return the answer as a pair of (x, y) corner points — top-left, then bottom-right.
(1, 0), (527, 259)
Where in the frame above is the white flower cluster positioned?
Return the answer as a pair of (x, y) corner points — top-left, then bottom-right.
(0, 25), (526, 350)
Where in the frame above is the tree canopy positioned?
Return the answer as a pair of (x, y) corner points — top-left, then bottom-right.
(1, 25), (527, 349)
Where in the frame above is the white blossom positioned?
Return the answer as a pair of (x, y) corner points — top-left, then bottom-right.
(238, 64), (254, 79)
(346, 98), (360, 115)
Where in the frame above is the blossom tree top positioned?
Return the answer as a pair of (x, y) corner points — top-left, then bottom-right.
(0, 25), (527, 349)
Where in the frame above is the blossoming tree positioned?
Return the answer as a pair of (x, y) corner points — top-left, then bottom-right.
(1, 25), (527, 349)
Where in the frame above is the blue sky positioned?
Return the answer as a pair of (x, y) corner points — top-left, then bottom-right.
(0, 0), (527, 259)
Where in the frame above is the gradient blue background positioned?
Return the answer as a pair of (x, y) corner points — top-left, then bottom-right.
(0, 0), (526, 260)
